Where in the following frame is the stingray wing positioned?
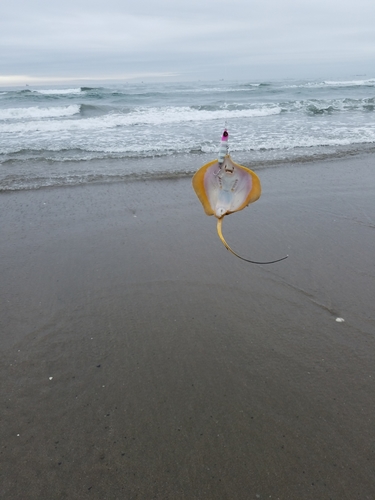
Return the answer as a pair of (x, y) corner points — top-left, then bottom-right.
(192, 156), (261, 218)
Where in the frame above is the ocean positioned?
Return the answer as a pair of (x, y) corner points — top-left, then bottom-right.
(1, 78), (375, 191)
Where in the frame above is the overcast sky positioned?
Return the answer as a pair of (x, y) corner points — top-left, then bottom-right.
(1, 0), (375, 85)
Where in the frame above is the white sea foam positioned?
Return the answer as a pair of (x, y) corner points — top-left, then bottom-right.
(33, 88), (83, 95)
(2, 119), (374, 159)
(0, 105), (80, 120)
(324, 79), (375, 87)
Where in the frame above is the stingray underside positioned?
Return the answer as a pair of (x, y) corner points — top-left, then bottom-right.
(192, 155), (261, 218)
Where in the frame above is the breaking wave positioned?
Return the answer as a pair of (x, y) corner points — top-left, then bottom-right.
(0, 105), (80, 120)
(32, 88), (83, 95)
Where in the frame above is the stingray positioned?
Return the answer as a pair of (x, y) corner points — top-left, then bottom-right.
(192, 130), (288, 264)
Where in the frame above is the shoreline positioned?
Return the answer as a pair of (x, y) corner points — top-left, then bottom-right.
(2, 144), (375, 193)
(1, 153), (375, 498)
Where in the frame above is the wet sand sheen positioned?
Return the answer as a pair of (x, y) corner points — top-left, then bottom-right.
(1, 154), (375, 499)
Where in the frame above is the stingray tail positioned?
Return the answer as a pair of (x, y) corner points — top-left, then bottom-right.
(216, 217), (288, 265)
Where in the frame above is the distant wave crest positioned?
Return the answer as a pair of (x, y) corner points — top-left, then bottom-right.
(33, 88), (83, 95)
(323, 79), (375, 87)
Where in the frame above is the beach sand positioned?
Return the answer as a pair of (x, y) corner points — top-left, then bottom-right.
(1, 154), (375, 499)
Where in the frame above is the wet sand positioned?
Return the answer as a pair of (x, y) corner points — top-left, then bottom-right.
(1, 154), (375, 499)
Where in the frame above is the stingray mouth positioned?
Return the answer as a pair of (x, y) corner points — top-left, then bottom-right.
(224, 164), (234, 174)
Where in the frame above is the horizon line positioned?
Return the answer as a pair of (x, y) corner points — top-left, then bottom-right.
(0, 72), (180, 87)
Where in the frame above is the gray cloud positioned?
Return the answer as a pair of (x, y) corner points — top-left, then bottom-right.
(1, 0), (375, 84)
